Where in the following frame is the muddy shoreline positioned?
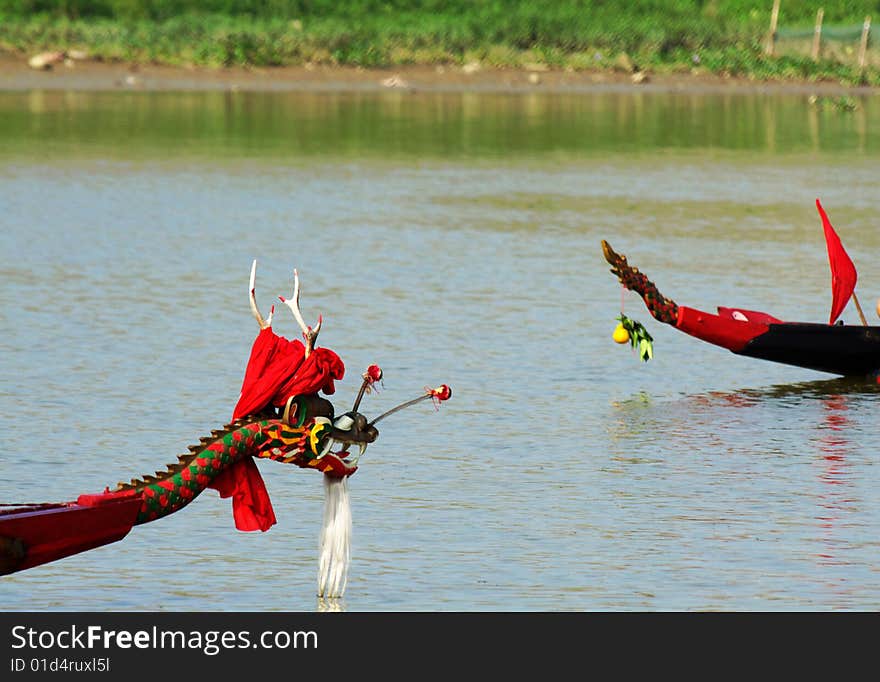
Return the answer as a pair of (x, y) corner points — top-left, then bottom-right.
(2, 54), (877, 95)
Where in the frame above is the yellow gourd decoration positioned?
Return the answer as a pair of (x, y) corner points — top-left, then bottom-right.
(613, 314), (654, 362)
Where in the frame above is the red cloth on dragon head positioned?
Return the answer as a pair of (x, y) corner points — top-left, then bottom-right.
(209, 327), (345, 532)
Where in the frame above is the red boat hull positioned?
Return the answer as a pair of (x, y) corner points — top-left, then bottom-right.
(0, 495), (142, 576)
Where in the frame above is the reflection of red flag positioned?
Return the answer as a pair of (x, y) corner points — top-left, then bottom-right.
(816, 199), (857, 325)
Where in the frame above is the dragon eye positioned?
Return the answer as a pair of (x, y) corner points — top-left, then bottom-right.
(333, 414), (354, 431)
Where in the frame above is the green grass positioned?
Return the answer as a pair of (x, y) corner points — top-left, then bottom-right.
(1, 1), (878, 85)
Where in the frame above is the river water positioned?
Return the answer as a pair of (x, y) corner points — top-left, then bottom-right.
(1, 88), (878, 611)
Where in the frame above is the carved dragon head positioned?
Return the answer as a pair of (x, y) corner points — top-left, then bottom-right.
(248, 261), (451, 478)
(247, 261), (452, 599)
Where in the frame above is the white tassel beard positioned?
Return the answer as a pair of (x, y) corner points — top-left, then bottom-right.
(317, 475), (352, 598)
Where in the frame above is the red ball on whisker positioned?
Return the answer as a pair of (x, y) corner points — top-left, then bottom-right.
(365, 364), (383, 383)
(428, 384), (452, 402)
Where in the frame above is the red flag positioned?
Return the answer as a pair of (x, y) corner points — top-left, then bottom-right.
(816, 199), (857, 325)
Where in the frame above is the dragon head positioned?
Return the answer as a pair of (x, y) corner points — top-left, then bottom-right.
(265, 366), (451, 600)
(279, 369), (451, 478)
(247, 262), (450, 478)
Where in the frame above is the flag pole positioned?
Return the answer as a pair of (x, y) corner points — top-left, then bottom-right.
(852, 292), (868, 326)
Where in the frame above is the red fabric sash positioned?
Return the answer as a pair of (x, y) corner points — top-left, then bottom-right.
(209, 457), (277, 532)
(209, 328), (345, 532)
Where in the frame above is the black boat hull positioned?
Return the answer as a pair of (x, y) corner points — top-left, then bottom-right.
(736, 323), (880, 377)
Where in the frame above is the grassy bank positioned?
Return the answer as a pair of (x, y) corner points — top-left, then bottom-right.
(1, 1), (879, 85)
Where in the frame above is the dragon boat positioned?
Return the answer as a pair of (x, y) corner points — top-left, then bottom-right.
(602, 199), (880, 378)
(0, 262), (451, 598)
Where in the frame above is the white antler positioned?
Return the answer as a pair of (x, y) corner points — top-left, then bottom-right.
(279, 268), (322, 357)
(248, 259), (273, 330)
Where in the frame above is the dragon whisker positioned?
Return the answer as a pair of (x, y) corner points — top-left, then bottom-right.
(369, 394), (434, 426)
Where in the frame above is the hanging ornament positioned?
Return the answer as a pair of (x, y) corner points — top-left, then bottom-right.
(614, 313), (654, 362)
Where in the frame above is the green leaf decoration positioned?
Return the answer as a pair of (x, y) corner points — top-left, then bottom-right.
(616, 313), (655, 362)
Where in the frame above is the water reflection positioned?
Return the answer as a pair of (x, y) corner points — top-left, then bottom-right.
(608, 375), (877, 607)
(725, 376), (880, 400)
(809, 391), (867, 609)
(1, 90), (879, 161)
(815, 394), (854, 556)
(316, 597), (345, 612)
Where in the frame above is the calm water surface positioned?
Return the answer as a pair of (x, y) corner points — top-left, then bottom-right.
(1, 89), (878, 611)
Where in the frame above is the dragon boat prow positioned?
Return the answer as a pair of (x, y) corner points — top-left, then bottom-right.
(2, 263), (453, 599)
(601, 233), (880, 378)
